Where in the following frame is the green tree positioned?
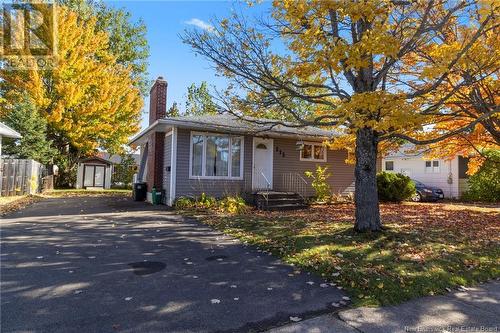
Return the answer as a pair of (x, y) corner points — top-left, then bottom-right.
(0, 6), (143, 187)
(1, 96), (56, 164)
(112, 154), (137, 188)
(185, 82), (218, 116)
(167, 102), (181, 117)
(462, 150), (500, 202)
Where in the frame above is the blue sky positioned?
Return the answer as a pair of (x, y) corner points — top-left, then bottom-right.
(105, 1), (271, 130)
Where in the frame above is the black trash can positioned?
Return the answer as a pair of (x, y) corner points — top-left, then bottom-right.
(133, 182), (147, 201)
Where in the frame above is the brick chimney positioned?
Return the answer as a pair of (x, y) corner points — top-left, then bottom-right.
(149, 76), (167, 125)
(146, 76), (167, 193)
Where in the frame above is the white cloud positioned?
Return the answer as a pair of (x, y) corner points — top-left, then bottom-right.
(185, 18), (214, 32)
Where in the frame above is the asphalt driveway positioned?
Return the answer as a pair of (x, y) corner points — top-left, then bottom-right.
(1, 196), (345, 333)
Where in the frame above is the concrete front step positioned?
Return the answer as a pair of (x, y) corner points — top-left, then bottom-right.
(262, 203), (309, 211)
(254, 191), (307, 211)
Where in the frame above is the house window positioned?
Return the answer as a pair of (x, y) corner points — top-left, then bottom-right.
(300, 142), (327, 162)
(425, 160), (440, 173)
(385, 161), (394, 171)
(190, 132), (244, 179)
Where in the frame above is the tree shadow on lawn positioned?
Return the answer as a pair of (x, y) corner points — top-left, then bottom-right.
(205, 205), (499, 307)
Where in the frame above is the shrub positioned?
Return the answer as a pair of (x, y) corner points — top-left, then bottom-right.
(377, 172), (416, 202)
(174, 197), (195, 209)
(305, 166), (331, 202)
(462, 150), (500, 202)
(217, 196), (249, 214)
(196, 192), (217, 209)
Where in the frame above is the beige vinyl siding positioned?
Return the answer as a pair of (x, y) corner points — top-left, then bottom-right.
(175, 128), (253, 198)
(272, 138), (355, 196)
(173, 128), (354, 199)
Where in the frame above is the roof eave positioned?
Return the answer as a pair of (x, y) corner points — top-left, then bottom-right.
(159, 118), (334, 140)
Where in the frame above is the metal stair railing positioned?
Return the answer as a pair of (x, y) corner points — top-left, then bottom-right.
(280, 172), (309, 201)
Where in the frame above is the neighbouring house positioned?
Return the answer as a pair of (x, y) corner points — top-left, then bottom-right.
(382, 144), (469, 198)
(75, 153), (140, 189)
(129, 77), (356, 207)
(0, 122), (22, 157)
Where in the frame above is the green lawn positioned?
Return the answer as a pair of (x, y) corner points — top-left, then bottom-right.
(191, 202), (500, 307)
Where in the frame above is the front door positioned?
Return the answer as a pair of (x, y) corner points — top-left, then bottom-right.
(252, 138), (273, 191)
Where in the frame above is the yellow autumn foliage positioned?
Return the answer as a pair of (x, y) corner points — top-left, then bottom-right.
(0, 6), (143, 155)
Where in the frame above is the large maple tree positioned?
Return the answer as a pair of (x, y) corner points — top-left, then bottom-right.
(0, 6), (143, 185)
(183, 0), (498, 232)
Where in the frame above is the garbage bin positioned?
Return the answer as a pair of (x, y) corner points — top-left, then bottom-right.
(133, 182), (147, 201)
(151, 186), (162, 205)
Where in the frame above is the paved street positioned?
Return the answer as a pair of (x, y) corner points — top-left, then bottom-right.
(0, 196), (345, 333)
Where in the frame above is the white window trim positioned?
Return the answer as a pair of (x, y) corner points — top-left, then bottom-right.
(299, 141), (327, 162)
(425, 160), (440, 173)
(189, 131), (244, 180)
(384, 160), (395, 171)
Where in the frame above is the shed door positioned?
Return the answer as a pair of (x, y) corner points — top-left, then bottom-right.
(94, 166), (105, 187)
(83, 165), (106, 187)
(84, 166), (95, 187)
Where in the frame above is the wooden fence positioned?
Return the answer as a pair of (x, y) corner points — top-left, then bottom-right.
(0, 159), (52, 196)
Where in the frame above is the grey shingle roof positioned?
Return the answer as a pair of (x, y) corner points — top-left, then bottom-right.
(163, 114), (338, 139)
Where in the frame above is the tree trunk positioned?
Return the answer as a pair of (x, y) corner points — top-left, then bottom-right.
(354, 127), (382, 232)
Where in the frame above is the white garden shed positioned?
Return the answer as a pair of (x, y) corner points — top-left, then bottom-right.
(76, 157), (113, 189)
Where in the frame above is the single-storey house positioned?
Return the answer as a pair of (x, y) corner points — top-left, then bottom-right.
(129, 77), (356, 206)
(382, 144), (469, 198)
